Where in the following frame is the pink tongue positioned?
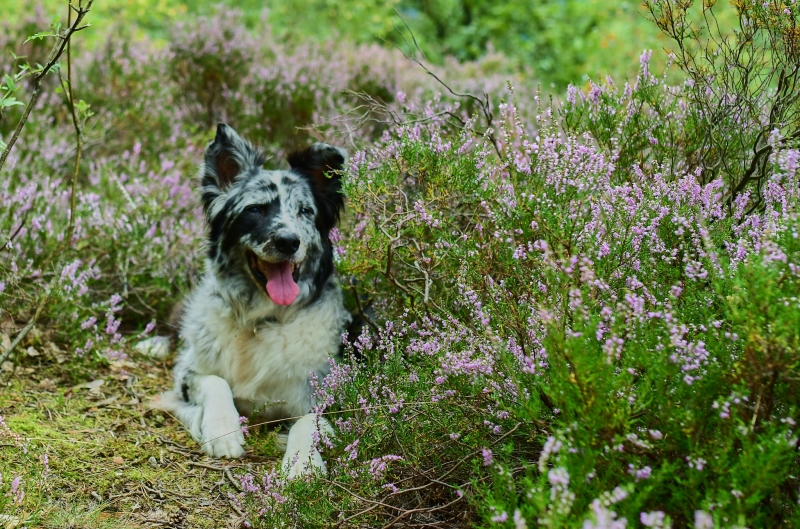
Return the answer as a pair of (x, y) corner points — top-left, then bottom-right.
(263, 261), (299, 306)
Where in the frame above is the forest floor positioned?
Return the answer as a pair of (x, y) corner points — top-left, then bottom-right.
(0, 345), (283, 528)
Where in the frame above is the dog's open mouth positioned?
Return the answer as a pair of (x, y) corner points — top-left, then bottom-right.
(247, 252), (301, 306)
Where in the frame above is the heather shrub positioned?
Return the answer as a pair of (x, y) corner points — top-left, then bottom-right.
(228, 4), (800, 528)
(78, 31), (180, 154)
(169, 7), (257, 128)
(563, 0), (800, 211)
(0, 126), (203, 361)
(164, 7), (520, 152)
(0, 0), (686, 87)
(232, 43), (800, 529)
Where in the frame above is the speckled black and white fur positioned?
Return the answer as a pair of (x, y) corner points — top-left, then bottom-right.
(154, 124), (351, 478)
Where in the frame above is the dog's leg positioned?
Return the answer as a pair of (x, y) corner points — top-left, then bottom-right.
(182, 373), (245, 458)
(282, 413), (333, 478)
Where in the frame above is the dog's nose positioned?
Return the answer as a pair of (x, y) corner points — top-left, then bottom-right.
(274, 234), (300, 255)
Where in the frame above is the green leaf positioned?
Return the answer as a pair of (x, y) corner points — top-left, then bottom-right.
(24, 30), (59, 44)
(3, 74), (16, 92)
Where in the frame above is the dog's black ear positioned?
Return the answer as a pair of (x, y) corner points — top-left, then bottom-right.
(288, 143), (347, 232)
(202, 124), (265, 209)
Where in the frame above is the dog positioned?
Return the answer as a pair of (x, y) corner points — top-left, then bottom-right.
(152, 123), (352, 478)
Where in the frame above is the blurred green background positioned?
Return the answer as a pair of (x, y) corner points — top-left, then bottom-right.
(0, 0), (738, 89)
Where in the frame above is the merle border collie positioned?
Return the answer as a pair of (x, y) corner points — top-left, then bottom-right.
(153, 124), (351, 478)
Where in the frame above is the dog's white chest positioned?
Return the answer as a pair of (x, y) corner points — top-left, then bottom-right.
(223, 313), (337, 403)
(181, 277), (349, 416)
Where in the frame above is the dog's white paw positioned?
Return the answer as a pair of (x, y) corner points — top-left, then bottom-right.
(281, 413), (331, 479)
(200, 408), (245, 458)
(134, 336), (170, 359)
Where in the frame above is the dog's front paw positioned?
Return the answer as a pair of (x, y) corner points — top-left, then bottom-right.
(200, 409), (245, 458)
(281, 413), (331, 479)
(134, 336), (171, 359)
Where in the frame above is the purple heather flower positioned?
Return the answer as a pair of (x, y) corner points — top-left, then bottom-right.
(640, 511), (665, 527)
(694, 511), (714, 529)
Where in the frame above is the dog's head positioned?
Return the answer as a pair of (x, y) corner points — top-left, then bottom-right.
(201, 124), (346, 307)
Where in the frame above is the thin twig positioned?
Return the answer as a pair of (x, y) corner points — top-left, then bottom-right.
(228, 497), (245, 518)
(186, 461), (242, 471)
(225, 469), (242, 492)
(61, 2), (86, 249)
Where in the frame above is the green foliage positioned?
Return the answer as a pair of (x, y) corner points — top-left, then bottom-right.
(0, 0), (736, 88)
(24, 27), (61, 44)
(0, 68), (27, 129)
(264, 0), (720, 88)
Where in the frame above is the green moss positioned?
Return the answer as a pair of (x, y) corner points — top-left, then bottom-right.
(0, 360), (258, 526)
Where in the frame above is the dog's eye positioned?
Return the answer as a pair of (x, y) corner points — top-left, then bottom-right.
(246, 205), (262, 215)
(299, 206), (314, 217)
